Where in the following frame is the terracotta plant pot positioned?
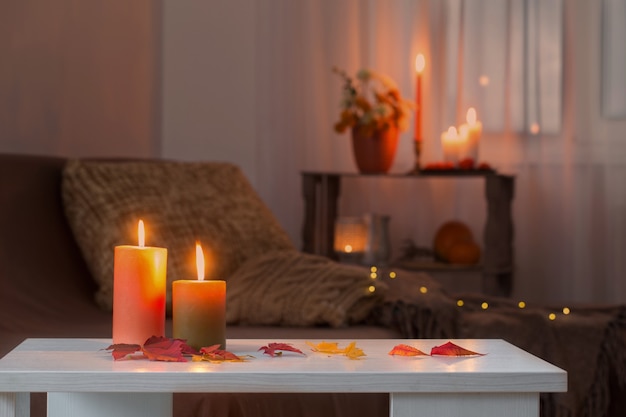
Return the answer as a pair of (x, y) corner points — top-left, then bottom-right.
(351, 125), (399, 174)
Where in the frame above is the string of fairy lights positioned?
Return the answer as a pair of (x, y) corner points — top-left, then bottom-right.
(366, 266), (572, 321)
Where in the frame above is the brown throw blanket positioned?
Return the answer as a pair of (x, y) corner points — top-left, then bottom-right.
(370, 273), (626, 417)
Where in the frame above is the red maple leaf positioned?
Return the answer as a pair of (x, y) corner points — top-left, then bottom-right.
(105, 336), (203, 362)
(199, 344), (242, 361)
(259, 342), (305, 357)
(105, 343), (142, 360)
(388, 344), (428, 356)
(141, 336), (188, 362)
(430, 341), (485, 357)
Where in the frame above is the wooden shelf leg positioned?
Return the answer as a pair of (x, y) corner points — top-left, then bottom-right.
(483, 175), (515, 297)
(301, 173), (341, 259)
(301, 174), (319, 254)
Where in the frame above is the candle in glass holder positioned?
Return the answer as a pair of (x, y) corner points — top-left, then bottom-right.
(173, 243), (226, 350)
(113, 220), (167, 345)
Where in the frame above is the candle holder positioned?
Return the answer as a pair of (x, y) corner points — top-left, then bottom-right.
(409, 140), (422, 174)
(334, 216), (367, 264)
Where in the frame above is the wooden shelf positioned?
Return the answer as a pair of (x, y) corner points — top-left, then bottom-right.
(300, 171), (515, 297)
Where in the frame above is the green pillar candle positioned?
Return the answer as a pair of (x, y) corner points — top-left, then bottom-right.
(172, 279), (226, 350)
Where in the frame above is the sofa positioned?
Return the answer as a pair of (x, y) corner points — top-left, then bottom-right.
(1, 153), (625, 417)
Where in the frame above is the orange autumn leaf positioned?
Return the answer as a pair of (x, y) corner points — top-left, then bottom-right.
(430, 341), (485, 357)
(194, 344), (246, 362)
(306, 341), (366, 360)
(259, 342), (305, 357)
(389, 344), (428, 357)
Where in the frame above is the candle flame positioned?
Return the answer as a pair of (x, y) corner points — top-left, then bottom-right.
(466, 107), (477, 125)
(447, 126), (457, 136)
(415, 54), (425, 74)
(138, 220), (145, 247)
(196, 242), (205, 281)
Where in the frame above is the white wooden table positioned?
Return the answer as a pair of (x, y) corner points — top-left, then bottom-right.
(0, 338), (566, 417)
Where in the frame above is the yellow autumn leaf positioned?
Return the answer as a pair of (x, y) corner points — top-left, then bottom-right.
(306, 341), (366, 360)
(306, 341), (341, 353)
(343, 341), (366, 360)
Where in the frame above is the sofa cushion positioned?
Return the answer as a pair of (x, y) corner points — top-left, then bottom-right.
(61, 159), (295, 311)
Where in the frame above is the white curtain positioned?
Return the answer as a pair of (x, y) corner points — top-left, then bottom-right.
(253, 0), (626, 305)
(602, 0), (626, 118)
(435, 0), (562, 135)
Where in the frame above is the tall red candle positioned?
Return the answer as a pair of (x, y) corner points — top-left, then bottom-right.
(414, 54), (426, 144)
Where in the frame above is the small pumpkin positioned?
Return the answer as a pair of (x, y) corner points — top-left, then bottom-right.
(446, 240), (481, 265)
(433, 220), (474, 261)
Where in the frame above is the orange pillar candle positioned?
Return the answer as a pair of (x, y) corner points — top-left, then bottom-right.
(113, 220), (167, 345)
(173, 243), (226, 350)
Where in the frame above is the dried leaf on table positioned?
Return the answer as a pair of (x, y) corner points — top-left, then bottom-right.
(430, 341), (485, 357)
(388, 344), (428, 356)
(141, 336), (188, 362)
(104, 343), (142, 360)
(105, 336), (198, 362)
(306, 341), (366, 360)
(259, 342), (305, 357)
(343, 341), (366, 360)
(306, 341), (343, 354)
(193, 344), (247, 362)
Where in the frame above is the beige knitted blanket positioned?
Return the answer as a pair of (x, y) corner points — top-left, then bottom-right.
(225, 250), (385, 327)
